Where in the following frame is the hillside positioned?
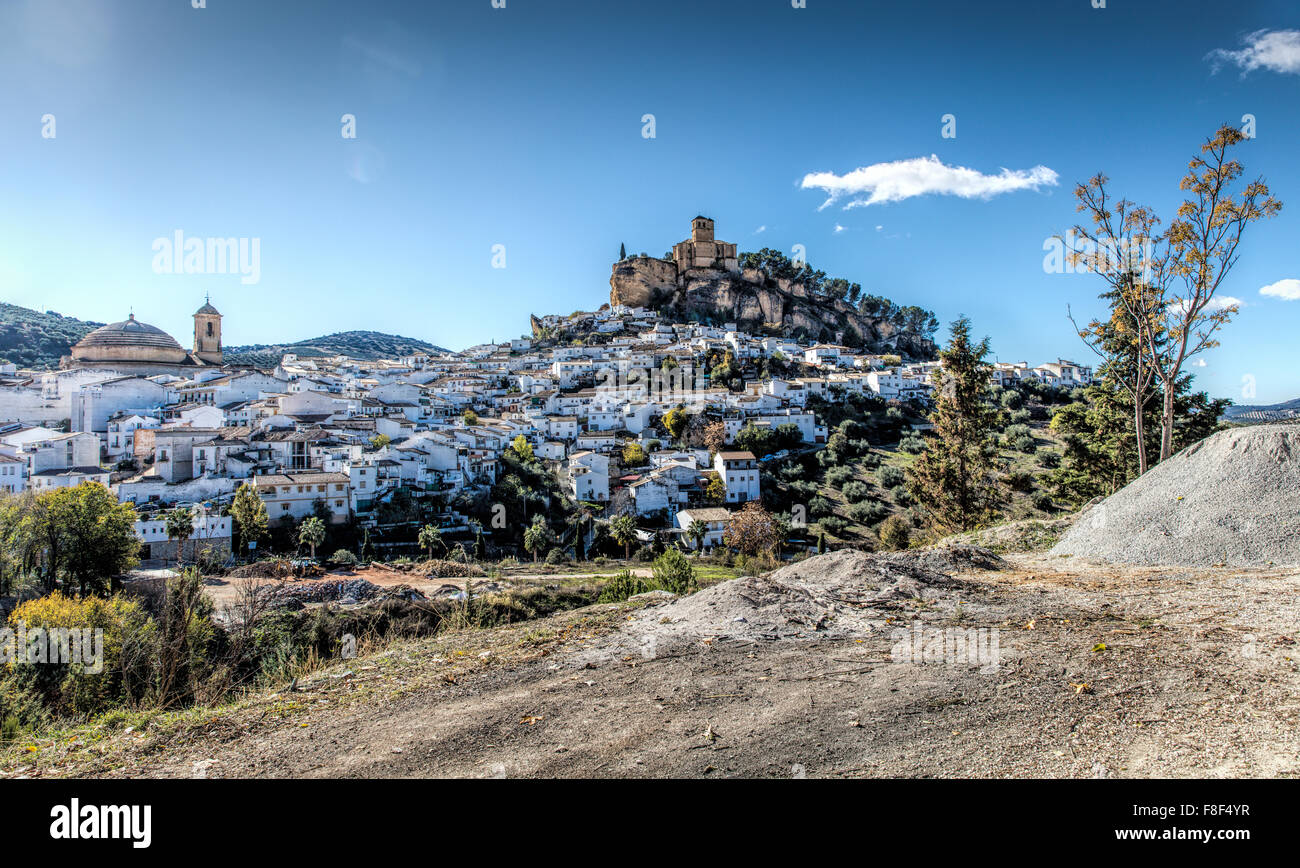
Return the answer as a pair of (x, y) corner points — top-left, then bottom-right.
(1223, 398), (1300, 423)
(224, 330), (449, 366)
(0, 303), (101, 368)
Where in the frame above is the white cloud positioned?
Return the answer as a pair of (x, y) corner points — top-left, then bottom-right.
(1172, 295), (1244, 316)
(834, 224), (846, 234)
(875, 225), (883, 232)
(1260, 278), (1300, 300)
(801, 155), (1057, 210)
(753, 225), (767, 235)
(1208, 29), (1300, 76)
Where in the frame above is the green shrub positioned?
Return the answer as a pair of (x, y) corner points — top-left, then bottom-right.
(878, 465), (905, 488)
(1005, 470), (1035, 492)
(809, 495), (836, 518)
(898, 433), (925, 454)
(824, 466), (855, 487)
(841, 480), (872, 503)
(847, 500), (891, 525)
(889, 485), (912, 505)
(879, 515), (911, 551)
(545, 547), (567, 565)
(1003, 423), (1032, 440)
(597, 570), (656, 603)
(819, 516), (850, 535)
(1012, 433), (1037, 453)
(329, 549), (358, 567)
(652, 548), (697, 595)
(1031, 490), (1055, 512)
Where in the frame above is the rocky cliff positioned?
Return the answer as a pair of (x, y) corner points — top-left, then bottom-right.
(610, 257), (935, 359)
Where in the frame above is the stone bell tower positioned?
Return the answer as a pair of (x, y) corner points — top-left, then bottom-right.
(193, 296), (223, 365)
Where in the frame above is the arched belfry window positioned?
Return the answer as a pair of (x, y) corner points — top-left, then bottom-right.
(206, 322), (213, 337)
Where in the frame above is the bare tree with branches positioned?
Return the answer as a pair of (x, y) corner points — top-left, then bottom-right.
(1153, 125), (1281, 460)
(1064, 180), (1171, 474)
(1063, 125), (1280, 469)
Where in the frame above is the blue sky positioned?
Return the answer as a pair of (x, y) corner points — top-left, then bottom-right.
(2, 0), (1298, 402)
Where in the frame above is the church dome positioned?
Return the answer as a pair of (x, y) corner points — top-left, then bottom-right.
(71, 314), (188, 364)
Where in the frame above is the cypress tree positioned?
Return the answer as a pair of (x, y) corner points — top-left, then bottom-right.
(906, 316), (1004, 532)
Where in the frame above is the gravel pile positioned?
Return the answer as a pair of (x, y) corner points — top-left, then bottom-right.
(274, 578), (382, 604)
(1050, 423), (1300, 567)
(615, 546), (1002, 650)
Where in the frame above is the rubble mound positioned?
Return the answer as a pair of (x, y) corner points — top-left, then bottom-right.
(1050, 423), (1300, 567)
(619, 546), (1001, 648)
(274, 578), (382, 604)
(410, 559), (487, 578)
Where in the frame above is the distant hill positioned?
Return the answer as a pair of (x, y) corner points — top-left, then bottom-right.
(0, 303), (101, 369)
(1223, 398), (1300, 424)
(0, 302), (446, 370)
(224, 331), (449, 366)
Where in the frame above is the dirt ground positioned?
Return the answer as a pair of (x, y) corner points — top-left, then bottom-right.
(6, 550), (1299, 779)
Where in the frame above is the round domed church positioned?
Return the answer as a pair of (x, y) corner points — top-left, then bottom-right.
(64, 299), (225, 375)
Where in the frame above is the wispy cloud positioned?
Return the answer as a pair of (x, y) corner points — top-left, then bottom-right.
(1208, 29), (1300, 76)
(1260, 278), (1300, 300)
(1175, 295), (1245, 315)
(753, 225), (767, 235)
(801, 155), (1057, 210)
(833, 224), (847, 234)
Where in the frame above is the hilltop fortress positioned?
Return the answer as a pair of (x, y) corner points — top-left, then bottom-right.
(610, 216), (935, 358)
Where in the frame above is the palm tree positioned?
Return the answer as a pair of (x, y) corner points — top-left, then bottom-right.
(687, 519), (708, 554)
(164, 507), (196, 567)
(523, 516), (549, 562)
(418, 524), (444, 559)
(299, 516), (326, 561)
(610, 515), (637, 560)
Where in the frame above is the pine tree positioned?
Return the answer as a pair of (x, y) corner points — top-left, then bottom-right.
(906, 316), (1004, 532)
(619, 242), (627, 261)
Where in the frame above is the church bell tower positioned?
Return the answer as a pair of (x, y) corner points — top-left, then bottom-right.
(193, 296), (223, 365)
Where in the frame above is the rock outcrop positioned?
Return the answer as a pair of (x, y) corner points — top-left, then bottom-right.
(609, 256), (679, 309)
(609, 257), (934, 359)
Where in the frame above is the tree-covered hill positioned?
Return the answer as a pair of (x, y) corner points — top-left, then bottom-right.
(0, 303), (102, 368)
(224, 331), (449, 366)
